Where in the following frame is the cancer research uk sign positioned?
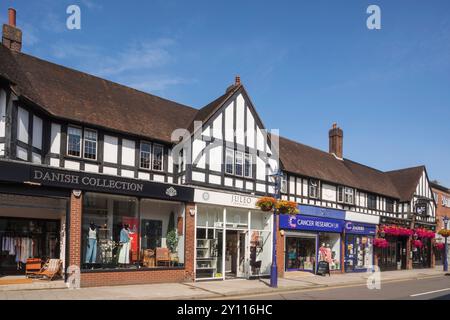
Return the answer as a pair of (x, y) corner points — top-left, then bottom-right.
(279, 214), (345, 233)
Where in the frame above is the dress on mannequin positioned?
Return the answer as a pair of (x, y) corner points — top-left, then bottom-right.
(118, 225), (131, 264)
(85, 223), (98, 264)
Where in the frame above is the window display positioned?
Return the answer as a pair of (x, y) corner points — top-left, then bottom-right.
(81, 193), (185, 270)
(318, 233), (341, 270)
(345, 235), (373, 272)
(286, 236), (316, 271)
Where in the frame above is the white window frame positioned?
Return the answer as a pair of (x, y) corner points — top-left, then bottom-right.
(139, 141), (152, 169)
(337, 186), (344, 203)
(309, 179), (319, 199)
(83, 128), (98, 160)
(344, 187), (354, 204)
(225, 148), (234, 175)
(152, 144), (164, 172)
(235, 151), (244, 177)
(67, 126), (82, 158)
(244, 153), (252, 178)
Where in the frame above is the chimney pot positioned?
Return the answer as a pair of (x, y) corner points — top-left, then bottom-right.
(235, 75), (241, 86)
(8, 8), (16, 27)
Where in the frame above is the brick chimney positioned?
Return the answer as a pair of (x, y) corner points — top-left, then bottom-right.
(2, 8), (22, 52)
(329, 123), (343, 159)
(235, 75), (241, 86)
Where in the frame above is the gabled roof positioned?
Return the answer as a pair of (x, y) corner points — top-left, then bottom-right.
(0, 45), (198, 144)
(385, 166), (425, 202)
(187, 84), (241, 133)
(430, 181), (450, 193)
(0, 45), (429, 202)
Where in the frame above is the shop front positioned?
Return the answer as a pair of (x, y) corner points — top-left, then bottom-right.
(411, 225), (435, 269)
(0, 160), (195, 287)
(193, 188), (273, 281)
(344, 211), (378, 273)
(279, 205), (346, 274)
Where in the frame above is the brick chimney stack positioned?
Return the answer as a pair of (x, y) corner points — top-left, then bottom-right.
(329, 123), (343, 159)
(2, 8), (22, 52)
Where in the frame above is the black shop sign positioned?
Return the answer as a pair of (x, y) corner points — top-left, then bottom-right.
(0, 160), (194, 202)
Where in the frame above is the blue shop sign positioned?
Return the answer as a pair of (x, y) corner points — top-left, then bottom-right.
(344, 221), (376, 235)
(280, 214), (344, 233)
(298, 204), (345, 220)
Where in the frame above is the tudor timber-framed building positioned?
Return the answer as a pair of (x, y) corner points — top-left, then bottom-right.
(0, 9), (437, 287)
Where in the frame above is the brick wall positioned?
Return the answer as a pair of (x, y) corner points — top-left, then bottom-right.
(69, 194), (196, 287)
(433, 187), (450, 231)
(276, 222), (284, 277)
(69, 192), (82, 267)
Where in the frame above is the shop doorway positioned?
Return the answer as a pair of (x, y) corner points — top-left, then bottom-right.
(378, 236), (407, 271)
(0, 194), (68, 277)
(225, 230), (247, 279)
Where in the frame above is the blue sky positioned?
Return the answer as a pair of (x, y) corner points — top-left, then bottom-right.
(2, 0), (450, 186)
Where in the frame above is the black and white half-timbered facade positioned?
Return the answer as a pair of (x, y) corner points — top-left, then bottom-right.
(0, 9), (439, 287)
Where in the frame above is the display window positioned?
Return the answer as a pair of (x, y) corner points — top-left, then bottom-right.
(285, 236), (316, 272)
(345, 235), (373, 272)
(412, 238), (431, 269)
(81, 192), (184, 271)
(318, 233), (341, 271)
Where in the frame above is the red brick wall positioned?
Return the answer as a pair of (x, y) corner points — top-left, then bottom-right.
(69, 192), (82, 267)
(433, 187), (450, 231)
(69, 193), (196, 287)
(276, 223), (284, 278)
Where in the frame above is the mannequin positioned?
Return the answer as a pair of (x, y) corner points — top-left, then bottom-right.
(85, 222), (98, 264)
(118, 224), (131, 265)
(319, 242), (332, 264)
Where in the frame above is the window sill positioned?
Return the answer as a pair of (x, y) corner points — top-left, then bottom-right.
(64, 155), (101, 165)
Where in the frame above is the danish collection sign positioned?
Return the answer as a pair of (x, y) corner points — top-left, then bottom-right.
(0, 161), (194, 202)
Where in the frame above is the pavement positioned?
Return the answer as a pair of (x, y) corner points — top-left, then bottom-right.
(0, 267), (446, 300)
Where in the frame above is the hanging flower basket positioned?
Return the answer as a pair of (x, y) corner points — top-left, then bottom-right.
(373, 238), (389, 248)
(412, 240), (423, 248)
(275, 200), (299, 215)
(434, 242), (445, 251)
(256, 197), (277, 212)
(415, 228), (435, 239)
(381, 225), (414, 237)
(438, 229), (450, 238)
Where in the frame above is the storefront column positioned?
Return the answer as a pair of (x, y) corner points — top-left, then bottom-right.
(68, 191), (82, 268)
(184, 203), (195, 281)
(406, 237), (413, 270)
(276, 222), (284, 278)
(341, 231), (345, 273)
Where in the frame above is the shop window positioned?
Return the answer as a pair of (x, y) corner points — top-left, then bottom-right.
(244, 154), (252, 178)
(152, 144), (164, 171)
(82, 193), (138, 270)
(83, 129), (97, 160)
(67, 126), (82, 157)
(309, 179), (319, 199)
(82, 194), (184, 271)
(345, 235), (373, 272)
(318, 233), (341, 271)
(286, 236), (316, 271)
(140, 142), (151, 169)
(368, 194), (377, 209)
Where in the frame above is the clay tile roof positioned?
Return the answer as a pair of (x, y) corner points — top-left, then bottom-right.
(385, 166), (425, 202)
(0, 45), (199, 144)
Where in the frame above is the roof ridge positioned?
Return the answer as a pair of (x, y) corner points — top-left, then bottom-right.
(11, 50), (197, 112)
(385, 165), (425, 174)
